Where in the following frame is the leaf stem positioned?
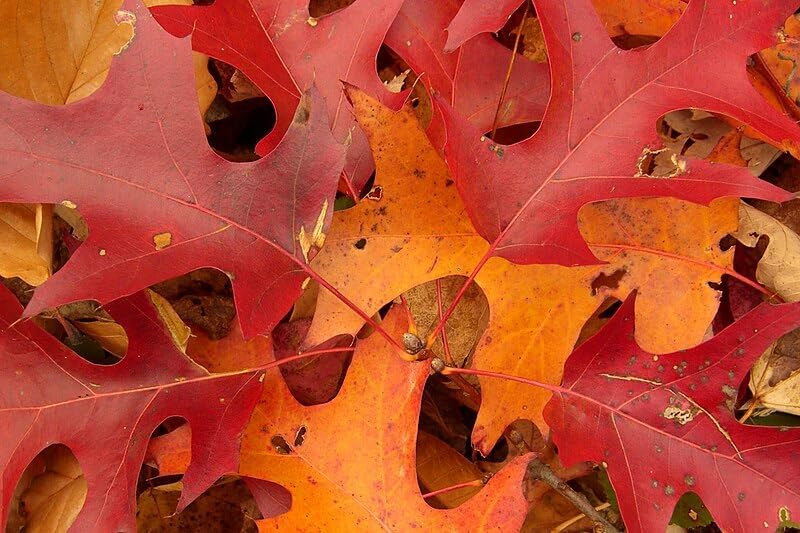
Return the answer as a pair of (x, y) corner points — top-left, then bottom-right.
(421, 478), (485, 500)
(442, 365), (564, 395)
(489, 1), (530, 141)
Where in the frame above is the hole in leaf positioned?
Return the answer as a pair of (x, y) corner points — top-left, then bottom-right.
(405, 276), (489, 367)
(151, 268), (235, 341)
(376, 45), (432, 129)
(590, 0), (685, 50)
(718, 234), (738, 252)
(485, 121), (542, 145)
(293, 426), (307, 447)
(668, 491), (714, 529)
(271, 435), (292, 455)
(590, 269), (627, 296)
(272, 318), (354, 406)
(494, 3), (542, 59)
(737, 325), (800, 426)
(51, 302), (129, 364)
(136, 475), (268, 530)
(8, 444), (86, 533)
(308, 0), (355, 18)
(203, 59), (275, 162)
(653, 109), (782, 176)
(575, 297), (621, 349)
(143, 418), (192, 481)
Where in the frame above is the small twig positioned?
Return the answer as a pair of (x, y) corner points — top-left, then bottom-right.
(527, 459), (620, 533)
(552, 502), (612, 533)
(738, 399), (759, 423)
(490, 0), (530, 140)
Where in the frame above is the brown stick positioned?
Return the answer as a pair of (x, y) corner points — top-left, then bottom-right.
(527, 459), (620, 533)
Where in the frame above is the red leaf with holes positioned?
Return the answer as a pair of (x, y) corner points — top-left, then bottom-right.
(384, 0), (549, 147)
(150, 0), (407, 197)
(0, 286), (264, 531)
(545, 296), (800, 531)
(440, 0), (796, 267)
(0, 2), (345, 338)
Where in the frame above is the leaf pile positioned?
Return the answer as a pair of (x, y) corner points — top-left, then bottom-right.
(2, 0), (800, 531)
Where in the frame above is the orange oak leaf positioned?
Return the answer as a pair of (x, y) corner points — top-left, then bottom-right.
(148, 306), (532, 530)
(306, 88), (742, 454)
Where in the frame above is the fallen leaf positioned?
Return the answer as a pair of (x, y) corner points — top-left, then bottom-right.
(546, 295), (800, 531)
(0, 204), (52, 286)
(7, 445), (86, 533)
(307, 88), (741, 454)
(149, 306), (533, 530)
(0, 0), (134, 105)
(0, 2), (345, 338)
(0, 285), (264, 531)
(738, 202), (800, 302)
(439, 0), (794, 269)
(416, 430), (483, 508)
(151, 0), (407, 196)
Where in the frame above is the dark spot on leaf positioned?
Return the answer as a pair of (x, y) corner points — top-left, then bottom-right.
(354, 238), (367, 250)
(293, 100), (311, 124)
(445, 179), (454, 187)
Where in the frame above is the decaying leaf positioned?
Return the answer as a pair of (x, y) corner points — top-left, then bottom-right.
(738, 202), (800, 302)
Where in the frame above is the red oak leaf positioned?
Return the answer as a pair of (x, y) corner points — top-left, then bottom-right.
(0, 286), (264, 532)
(0, 1), (345, 337)
(445, 0), (523, 51)
(440, 0), (796, 267)
(151, 0), (407, 197)
(545, 296), (800, 531)
(384, 0), (549, 147)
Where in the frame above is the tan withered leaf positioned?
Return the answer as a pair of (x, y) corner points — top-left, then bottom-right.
(306, 89), (737, 453)
(404, 276), (489, 367)
(738, 202), (800, 302)
(0, 203), (52, 285)
(7, 445), (86, 533)
(737, 203), (800, 416)
(0, 0), (215, 109)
